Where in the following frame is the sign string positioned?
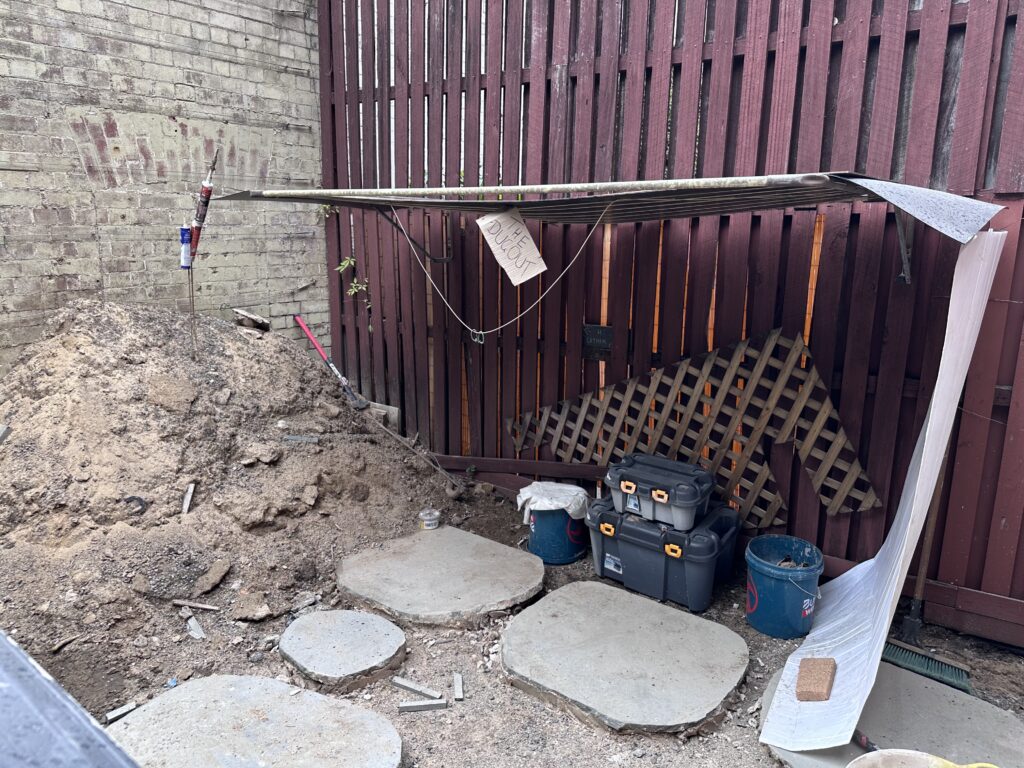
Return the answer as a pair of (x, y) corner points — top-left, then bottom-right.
(390, 203), (613, 343)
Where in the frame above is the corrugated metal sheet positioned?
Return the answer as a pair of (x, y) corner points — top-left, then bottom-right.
(222, 173), (1001, 244)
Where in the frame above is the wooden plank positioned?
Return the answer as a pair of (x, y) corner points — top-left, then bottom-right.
(793, 0), (834, 172)
(408, 0), (432, 444)
(392, 0), (419, 434)
(630, 0), (675, 375)
(606, 0), (648, 382)
(563, 0), (598, 401)
(863, 0), (909, 178)
(538, 0), (572, 453)
(375, 0), (402, 410)
(901, 0), (951, 186)
(994, 9), (1024, 192)
(500, 0), (526, 458)
(946, 0), (1002, 193)
(463, 0), (484, 456)
(426, 0), (448, 451)
(940, 202), (1023, 587)
(316, 0), (344, 368)
(479, 0), (504, 457)
(443, 0), (465, 453)
(658, 0), (706, 367)
(343, 0), (374, 397)
(685, 0), (736, 355)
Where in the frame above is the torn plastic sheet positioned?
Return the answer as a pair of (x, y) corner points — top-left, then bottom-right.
(759, 230), (1007, 752)
(517, 481), (590, 524)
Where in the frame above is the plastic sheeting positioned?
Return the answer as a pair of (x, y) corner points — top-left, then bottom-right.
(759, 230), (1007, 751)
(517, 482), (590, 525)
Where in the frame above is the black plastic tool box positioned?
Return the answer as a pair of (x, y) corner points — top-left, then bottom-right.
(604, 454), (715, 531)
(584, 495), (738, 612)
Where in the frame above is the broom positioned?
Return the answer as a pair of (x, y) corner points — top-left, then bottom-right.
(881, 447), (972, 693)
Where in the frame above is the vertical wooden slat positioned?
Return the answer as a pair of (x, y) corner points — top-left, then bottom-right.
(940, 202), (1024, 586)
(317, 0), (344, 366)
(408, 0), (432, 443)
(375, 0), (403, 409)
(659, 0), (707, 367)
(994, 17), (1024, 192)
(480, 0), (503, 456)
(343, 0), (374, 396)
(444, 0), (465, 452)
(393, 0), (419, 432)
(538, 0), (572, 440)
(500, 0), (526, 458)
(426, 0), (448, 451)
(463, 0), (484, 456)
(564, 0), (598, 401)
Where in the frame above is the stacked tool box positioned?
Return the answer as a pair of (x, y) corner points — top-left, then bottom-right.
(584, 454), (738, 612)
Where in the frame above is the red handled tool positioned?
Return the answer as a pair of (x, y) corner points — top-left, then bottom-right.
(294, 314), (368, 410)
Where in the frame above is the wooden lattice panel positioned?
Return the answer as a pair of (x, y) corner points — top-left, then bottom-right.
(508, 330), (879, 529)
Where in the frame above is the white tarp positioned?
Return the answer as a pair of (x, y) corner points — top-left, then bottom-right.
(760, 229), (1007, 752)
(517, 482), (590, 525)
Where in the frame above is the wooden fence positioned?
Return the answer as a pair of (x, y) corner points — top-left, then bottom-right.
(317, 0), (1024, 645)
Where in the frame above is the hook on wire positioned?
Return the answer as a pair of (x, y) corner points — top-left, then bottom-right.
(469, 329), (486, 344)
(376, 208), (452, 262)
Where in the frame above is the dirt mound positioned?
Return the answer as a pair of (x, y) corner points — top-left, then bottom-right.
(0, 300), (500, 715)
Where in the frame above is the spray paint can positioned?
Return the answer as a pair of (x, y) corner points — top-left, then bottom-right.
(179, 226), (192, 269)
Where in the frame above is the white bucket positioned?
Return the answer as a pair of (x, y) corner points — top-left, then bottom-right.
(846, 749), (998, 768)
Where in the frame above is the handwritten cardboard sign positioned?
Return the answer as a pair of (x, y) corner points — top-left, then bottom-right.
(478, 208), (546, 286)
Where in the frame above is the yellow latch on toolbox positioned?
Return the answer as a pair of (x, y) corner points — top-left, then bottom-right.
(651, 489), (669, 503)
(619, 480), (637, 494)
(664, 543), (683, 558)
(599, 522), (616, 537)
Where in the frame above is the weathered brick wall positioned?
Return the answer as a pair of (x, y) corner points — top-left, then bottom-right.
(0, 0), (329, 374)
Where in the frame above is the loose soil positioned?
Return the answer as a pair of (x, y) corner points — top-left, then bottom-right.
(1, 300), (1021, 768)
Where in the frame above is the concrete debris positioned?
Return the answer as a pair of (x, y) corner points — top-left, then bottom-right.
(185, 617), (205, 640)
(453, 672), (464, 701)
(230, 592), (272, 622)
(0, 424), (11, 445)
(181, 483), (196, 515)
(232, 308), (271, 330)
(213, 387), (233, 405)
(391, 676), (443, 700)
(191, 560), (231, 597)
(284, 434), (320, 444)
(300, 485), (319, 507)
(51, 634), (81, 654)
(104, 701), (138, 724)
(398, 698), (448, 713)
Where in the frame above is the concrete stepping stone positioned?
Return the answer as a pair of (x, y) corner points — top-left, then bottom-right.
(107, 675), (401, 768)
(336, 526), (545, 625)
(279, 610), (406, 690)
(501, 581), (748, 732)
(761, 662), (1024, 768)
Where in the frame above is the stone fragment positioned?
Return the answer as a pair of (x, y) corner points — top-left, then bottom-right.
(398, 699), (448, 713)
(192, 559), (231, 597)
(107, 675), (402, 768)
(230, 592), (272, 622)
(391, 676), (442, 700)
(300, 485), (319, 507)
(186, 617), (206, 640)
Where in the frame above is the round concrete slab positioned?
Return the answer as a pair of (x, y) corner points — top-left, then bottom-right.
(336, 526), (545, 625)
(760, 662), (1024, 768)
(501, 581), (749, 732)
(107, 675), (402, 768)
(279, 610), (406, 688)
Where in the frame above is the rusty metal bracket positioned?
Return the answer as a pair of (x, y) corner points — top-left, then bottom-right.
(895, 210), (914, 285)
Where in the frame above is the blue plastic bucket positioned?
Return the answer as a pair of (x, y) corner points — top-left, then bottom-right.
(745, 535), (824, 639)
(528, 507), (588, 565)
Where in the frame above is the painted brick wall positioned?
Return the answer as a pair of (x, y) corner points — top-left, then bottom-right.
(0, 0), (329, 374)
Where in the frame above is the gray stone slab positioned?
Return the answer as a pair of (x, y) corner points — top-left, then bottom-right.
(501, 581), (749, 732)
(107, 674), (402, 768)
(761, 662), (1024, 768)
(336, 526), (545, 625)
(279, 610), (406, 689)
